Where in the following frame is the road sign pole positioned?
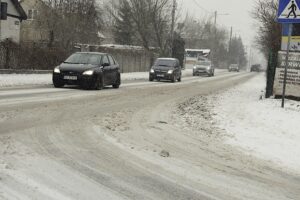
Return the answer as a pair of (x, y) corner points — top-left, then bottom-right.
(282, 23), (293, 108)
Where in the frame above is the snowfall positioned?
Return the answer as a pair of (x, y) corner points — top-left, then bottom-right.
(0, 72), (147, 88)
(212, 74), (300, 175)
(1, 72), (300, 174)
(0, 70), (195, 88)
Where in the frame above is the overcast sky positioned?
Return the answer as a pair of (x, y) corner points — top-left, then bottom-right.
(179, 0), (257, 47)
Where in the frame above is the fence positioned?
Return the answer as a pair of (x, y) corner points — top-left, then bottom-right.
(87, 45), (158, 73)
(0, 40), (68, 70)
(0, 41), (157, 73)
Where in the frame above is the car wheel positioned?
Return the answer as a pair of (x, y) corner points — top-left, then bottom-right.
(95, 76), (104, 90)
(171, 75), (176, 83)
(177, 76), (181, 82)
(113, 74), (121, 89)
(149, 76), (154, 82)
(53, 81), (64, 88)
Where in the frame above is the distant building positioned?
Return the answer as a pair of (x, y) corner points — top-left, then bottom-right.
(0, 0), (27, 43)
(19, 0), (49, 44)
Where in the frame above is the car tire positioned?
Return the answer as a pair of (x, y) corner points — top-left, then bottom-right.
(171, 75), (176, 83)
(53, 81), (64, 88)
(113, 74), (121, 89)
(149, 76), (154, 82)
(95, 76), (104, 90)
(177, 76), (181, 82)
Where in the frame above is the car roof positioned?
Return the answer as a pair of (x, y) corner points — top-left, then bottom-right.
(157, 58), (178, 60)
(75, 52), (107, 55)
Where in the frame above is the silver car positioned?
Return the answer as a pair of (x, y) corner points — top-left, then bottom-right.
(193, 61), (215, 77)
(228, 64), (240, 72)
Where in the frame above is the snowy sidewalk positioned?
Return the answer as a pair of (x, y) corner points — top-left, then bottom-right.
(213, 74), (300, 174)
(0, 70), (193, 88)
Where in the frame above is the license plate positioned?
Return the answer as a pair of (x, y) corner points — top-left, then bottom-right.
(157, 74), (164, 77)
(64, 76), (77, 80)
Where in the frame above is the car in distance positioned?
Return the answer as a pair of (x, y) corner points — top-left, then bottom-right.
(149, 58), (182, 82)
(251, 64), (261, 72)
(193, 60), (215, 77)
(52, 52), (121, 90)
(228, 64), (240, 72)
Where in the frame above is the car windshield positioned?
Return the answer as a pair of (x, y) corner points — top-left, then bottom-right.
(64, 53), (101, 65)
(155, 59), (176, 67)
(230, 64), (238, 68)
(197, 61), (211, 66)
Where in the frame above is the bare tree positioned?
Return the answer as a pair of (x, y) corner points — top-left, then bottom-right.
(252, 0), (281, 57)
(112, 0), (175, 55)
(38, 0), (102, 50)
(252, 0), (282, 98)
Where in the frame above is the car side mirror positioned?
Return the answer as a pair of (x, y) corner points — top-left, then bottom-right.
(102, 63), (110, 67)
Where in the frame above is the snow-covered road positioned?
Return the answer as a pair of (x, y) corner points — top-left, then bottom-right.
(0, 71), (299, 200)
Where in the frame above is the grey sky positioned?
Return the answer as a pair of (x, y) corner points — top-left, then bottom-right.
(179, 0), (257, 46)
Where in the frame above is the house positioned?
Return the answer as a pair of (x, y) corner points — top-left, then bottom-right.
(19, 0), (49, 44)
(0, 0), (27, 43)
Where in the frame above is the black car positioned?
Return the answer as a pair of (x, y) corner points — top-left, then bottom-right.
(52, 52), (121, 90)
(149, 58), (182, 82)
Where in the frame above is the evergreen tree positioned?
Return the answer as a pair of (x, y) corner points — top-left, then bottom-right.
(113, 0), (135, 45)
(228, 36), (247, 67)
(172, 32), (185, 67)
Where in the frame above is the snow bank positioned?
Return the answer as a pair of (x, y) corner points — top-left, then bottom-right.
(0, 69), (193, 88)
(213, 74), (300, 174)
(0, 74), (53, 87)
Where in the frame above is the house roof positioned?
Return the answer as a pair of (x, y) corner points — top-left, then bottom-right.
(10, 0), (27, 20)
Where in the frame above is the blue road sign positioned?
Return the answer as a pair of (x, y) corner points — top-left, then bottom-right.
(278, 0), (300, 23)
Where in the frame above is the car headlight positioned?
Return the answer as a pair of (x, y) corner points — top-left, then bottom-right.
(207, 66), (211, 70)
(167, 70), (173, 74)
(150, 68), (155, 73)
(193, 66), (197, 69)
(83, 70), (94, 75)
(54, 67), (60, 73)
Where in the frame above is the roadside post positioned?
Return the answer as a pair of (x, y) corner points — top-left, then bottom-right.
(277, 0), (300, 108)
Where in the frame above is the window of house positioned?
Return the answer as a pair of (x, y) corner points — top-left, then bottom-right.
(28, 9), (38, 20)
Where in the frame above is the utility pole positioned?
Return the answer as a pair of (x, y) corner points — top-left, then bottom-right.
(212, 11), (229, 67)
(229, 26), (233, 51)
(170, 0), (176, 57)
(212, 11), (217, 66)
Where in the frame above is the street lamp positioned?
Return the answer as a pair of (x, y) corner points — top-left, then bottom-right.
(212, 11), (229, 67)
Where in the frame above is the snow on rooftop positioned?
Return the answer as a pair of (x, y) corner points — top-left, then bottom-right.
(185, 49), (211, 53)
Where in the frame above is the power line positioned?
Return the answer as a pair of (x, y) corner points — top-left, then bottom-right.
(191, 0), (212, 14)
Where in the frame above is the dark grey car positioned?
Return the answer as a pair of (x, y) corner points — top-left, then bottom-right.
(149, 58), (182, 82)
